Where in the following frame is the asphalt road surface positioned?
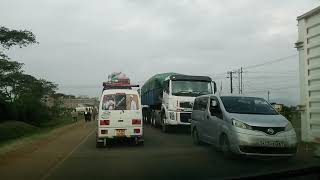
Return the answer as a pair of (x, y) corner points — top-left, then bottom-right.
(1, 121), (320, 180)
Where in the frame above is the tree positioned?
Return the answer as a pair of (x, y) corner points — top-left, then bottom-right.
(0, 26), (38, 59)
(0, 59), (23, 101)
(0, 26), (59, 124)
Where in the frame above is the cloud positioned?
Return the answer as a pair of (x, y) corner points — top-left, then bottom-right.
(0, 0), (319, 104)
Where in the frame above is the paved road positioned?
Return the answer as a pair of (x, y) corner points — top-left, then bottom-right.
(1, 122), (319, 180)
(46, 124), (319, 180)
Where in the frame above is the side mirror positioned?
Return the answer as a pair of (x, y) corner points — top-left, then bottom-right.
(211, 100), (217, 107)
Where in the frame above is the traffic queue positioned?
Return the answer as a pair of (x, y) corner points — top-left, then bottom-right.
(96, 72), (297, 158)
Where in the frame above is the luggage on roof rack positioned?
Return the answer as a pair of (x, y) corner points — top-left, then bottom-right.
(103, 72), (139, 91)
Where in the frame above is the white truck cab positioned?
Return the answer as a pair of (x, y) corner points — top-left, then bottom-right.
(96, 89), (143, 147)
(161, 76), (215, 129)
(142, 73), (216, 133)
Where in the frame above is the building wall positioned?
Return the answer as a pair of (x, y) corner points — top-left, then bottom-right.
(297, 7), (320, 142)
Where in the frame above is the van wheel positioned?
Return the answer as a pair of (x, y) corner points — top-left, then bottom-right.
(138, 141), (144, 146)
(192, 128), (203, 145)
(96, 141), (104, 148)
(220, 134), (233, 158)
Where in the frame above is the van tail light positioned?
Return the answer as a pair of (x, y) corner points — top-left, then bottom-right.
(101, 130), (108, 134)
(100, 120), (110, 125)
(132, 119), (141, 125)
(134, 129), (140, 133)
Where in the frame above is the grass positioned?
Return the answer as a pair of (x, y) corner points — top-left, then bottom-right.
(0, 121), (39, 142)
(0, 114), (81, 148)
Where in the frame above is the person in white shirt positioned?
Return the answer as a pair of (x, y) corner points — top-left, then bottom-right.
(130, 95), (137, 110)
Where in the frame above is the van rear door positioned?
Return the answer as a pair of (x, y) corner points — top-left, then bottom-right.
(100, 93), (142, 128)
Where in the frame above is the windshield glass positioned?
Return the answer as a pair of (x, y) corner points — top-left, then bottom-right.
(171, 81), (212, 96)
(102, 94), (139, 110)
(220, 96), (278, 115)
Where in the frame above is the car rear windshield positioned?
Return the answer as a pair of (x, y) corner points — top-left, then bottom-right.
(220, 96), (278, 115)
(102, 94), (139, 110)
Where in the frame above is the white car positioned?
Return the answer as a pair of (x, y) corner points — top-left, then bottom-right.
(191, 94), (297, 157)
(96, 89), (144, 147)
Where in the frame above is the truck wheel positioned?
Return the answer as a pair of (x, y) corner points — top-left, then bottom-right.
(146, 110), (150, 125)
(152, 111), (157, 128)
(150, 111), (154, 127)
(161, 112), (169, 133)
(162, 124), (169, 132)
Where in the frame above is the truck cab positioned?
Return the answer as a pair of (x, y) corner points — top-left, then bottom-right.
(161, 75), (215, 130)
(142, 73), (216, 132)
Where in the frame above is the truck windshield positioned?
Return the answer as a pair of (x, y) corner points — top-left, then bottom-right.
(171, 81), (212, 97)
(220, 96), (278, 115)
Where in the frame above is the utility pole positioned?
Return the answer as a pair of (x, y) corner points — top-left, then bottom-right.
(227, 71), (234, 94)
(238, 70), (241, 94)
(240, 67), (243, 94)
(267, 90), (270, 101)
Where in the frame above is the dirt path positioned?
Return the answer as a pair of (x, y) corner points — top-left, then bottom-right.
(0, 120), (96, 180)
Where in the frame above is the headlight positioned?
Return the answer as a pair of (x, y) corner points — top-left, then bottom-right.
(232, 119), (252, 130)
(285, 122), (293, 131)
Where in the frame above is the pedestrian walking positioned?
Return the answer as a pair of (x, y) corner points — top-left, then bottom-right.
(71, 109), (78, 122)
(88, 107), (92, 121)
(84, 107), (90, 122)
(92, 107), (97, 121)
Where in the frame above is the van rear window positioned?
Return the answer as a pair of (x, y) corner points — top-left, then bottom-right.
(102, 94), (139, 110)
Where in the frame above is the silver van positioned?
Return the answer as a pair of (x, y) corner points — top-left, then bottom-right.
(191, 94), (297, 157)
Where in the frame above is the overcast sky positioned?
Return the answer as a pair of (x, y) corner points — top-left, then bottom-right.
(1, 0), (319, 105)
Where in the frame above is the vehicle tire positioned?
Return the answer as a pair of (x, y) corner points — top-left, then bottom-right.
(151, 111), (156, 127)
(192, 128), (203, 145)
(138, 141), (144, 146)
(96, 141), (104, 148)
(153, 111), (159, 128)
(161, 111), (169, 133)
(146, 110), (151, 125)
(220, 134), (233, 158)
(162, 124), (169, 133)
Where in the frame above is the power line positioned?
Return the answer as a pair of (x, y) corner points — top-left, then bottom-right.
(243, 75), (297, 79)
(243, 81), (298, 87)
(245, 85), (298, 93)
(245, 71), (298, 75)
(243, 54), (298, 70)
(213, 54), (298, 76)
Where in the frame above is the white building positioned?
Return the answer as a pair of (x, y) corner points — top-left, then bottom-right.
(296, 6), (320, 143)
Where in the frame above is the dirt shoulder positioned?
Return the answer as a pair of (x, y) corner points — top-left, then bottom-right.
(0, 120), (96, 180)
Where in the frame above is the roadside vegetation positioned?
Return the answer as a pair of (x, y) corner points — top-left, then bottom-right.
(0, 26), (74, 143)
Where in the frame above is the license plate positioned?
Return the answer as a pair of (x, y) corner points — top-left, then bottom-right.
(258, 141), (285, 147)
(116, 129), (125, 136)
